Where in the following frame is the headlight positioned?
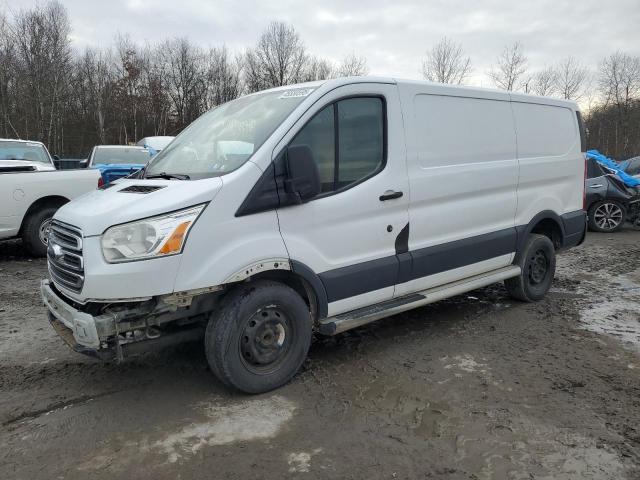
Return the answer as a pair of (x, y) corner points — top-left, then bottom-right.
(101, 204), (205, 263)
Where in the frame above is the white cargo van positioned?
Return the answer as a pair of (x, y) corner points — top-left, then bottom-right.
(41, 77), (587, 393)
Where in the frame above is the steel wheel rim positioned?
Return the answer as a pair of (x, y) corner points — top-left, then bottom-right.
(39, 218), (52, 245)
(528, 249), (549, 285)
(594, 203), (623, 230)
(239, 306), (292, 374)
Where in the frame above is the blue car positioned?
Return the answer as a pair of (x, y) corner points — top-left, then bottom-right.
(87, 145), (153, 186)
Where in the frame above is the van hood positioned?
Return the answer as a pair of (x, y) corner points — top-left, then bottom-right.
(54, 177), (223, 236)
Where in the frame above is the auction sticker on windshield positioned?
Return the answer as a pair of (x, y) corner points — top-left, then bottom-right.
(279, 88), (315, 99)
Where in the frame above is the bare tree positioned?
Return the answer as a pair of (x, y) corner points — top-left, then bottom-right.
(531, 66), (557, 96)
(599, 51), (640, 107)
(77, 48), (115, 143)
(205, 45), (242, 108)
(143, 46), (172, 136)
(488, 42), (527, 91)
(244, 21), (307, 92)
(554, 56), (588, 100)
(301, 55), (333, 81)
(422, 37), (471, 84)
(0, 11), (18, 138)
(11, 0), (72, 149)
(335, 53), (369, 77)
(160, 38), (207, 129)
(112, 35), (148, 143)
(596, 51), (640, 156)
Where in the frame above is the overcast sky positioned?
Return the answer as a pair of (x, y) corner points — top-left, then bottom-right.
(6, 0), (640, 87)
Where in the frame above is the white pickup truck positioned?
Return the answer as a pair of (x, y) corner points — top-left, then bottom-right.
(0, 139), (100, 256)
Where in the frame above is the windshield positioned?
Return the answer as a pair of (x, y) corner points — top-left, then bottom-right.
(0, 141), (50, 163)
(92, 147), (151, 165)
(145, 88), (314, 179)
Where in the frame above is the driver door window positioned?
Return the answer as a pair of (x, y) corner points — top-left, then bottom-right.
(289, 96), (385, 195)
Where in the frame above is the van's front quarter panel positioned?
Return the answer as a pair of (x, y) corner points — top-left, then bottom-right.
(71, 236), (184, 300)
(173, 163), (289, 292)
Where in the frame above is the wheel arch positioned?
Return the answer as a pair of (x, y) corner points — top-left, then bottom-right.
(516, 211), (565, 261)
(232, 260), (328, 323)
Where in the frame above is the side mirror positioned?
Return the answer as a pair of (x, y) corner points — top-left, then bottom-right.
(284, 145), (321, 203)
(78, 159), (89, 168)
(52, 154), (60, 161)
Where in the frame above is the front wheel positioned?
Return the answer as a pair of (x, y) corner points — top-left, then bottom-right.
(205, 280), (312, 394)
(22, 206), (57, 257)
(505, 234), (556, 302)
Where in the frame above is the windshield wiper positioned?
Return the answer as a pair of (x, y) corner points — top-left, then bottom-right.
(145, 171), (190, 180)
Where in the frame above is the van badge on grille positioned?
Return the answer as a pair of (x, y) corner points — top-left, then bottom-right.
(50, 243), (64, 261)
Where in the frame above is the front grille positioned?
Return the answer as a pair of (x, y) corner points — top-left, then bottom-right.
(48, 220), (84, 293)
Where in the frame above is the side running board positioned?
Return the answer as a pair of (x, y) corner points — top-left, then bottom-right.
(318, 265), (521, 335)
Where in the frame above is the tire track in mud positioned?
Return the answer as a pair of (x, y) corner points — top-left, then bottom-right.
(2, 390), (121, 427)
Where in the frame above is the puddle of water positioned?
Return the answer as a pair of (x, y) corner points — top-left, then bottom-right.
(579, 299), (640, 353)
(151, 395), (296, 463)
(557, 265), (640, 353)
(571, 271), (640, 353)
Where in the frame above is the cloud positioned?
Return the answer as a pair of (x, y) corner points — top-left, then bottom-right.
(8, 0), (640, 85)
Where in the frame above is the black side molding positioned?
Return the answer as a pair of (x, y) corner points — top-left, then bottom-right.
(395, 223), (409, 255)
(290, 260), (329, 319)
(561, 210), (587, 248)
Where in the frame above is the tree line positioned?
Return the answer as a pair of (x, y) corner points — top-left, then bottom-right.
(0, 2), (368, 156)
(1, 1), (639, 160)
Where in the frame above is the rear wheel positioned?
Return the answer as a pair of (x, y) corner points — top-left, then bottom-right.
(505, 234), (556, 302)
(588, 200), (626, 232)
(22, 206), (57, 257)
(205, 280), (312, 394)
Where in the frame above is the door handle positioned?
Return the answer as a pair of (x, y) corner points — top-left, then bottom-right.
(379, 190), (403, 201)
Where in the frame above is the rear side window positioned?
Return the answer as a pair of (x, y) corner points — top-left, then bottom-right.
(289, 96), (385, 194)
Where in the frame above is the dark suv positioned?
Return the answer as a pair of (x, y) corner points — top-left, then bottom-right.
(585, 157), (640, 232)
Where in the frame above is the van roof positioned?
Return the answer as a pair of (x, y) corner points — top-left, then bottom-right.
(269, 76), (579, 110)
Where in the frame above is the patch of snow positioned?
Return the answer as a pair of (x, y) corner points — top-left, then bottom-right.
(287, 449), (322, 473)
(150, 395), (296, 463)
(441, 354), (488, 373)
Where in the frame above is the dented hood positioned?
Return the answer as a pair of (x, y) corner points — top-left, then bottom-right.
(53, 177), (223, 236)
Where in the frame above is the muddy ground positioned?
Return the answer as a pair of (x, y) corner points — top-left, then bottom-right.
(1, 230), (639, 480)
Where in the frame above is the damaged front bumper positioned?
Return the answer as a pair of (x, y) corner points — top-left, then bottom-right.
(42, 279), (108, 354)
(41, 279), (205, 361)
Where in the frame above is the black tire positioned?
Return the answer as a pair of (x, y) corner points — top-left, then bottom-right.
(505, 234), (556, 302)
(587, 200), (626, 233)
(205, 280), (312, 394)
(21, 206), (57, 257)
